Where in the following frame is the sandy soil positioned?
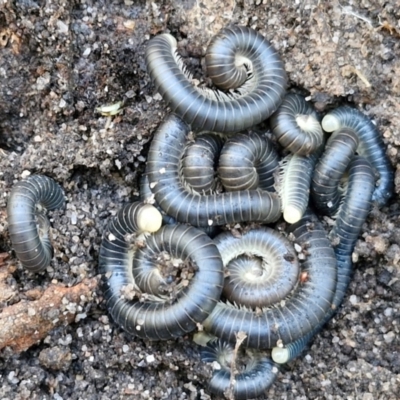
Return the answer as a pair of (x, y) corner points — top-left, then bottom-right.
(0, 0), (399, 399)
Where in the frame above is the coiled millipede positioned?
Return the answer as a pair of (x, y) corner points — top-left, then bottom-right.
(270, 93), (323, 155)
(218, 132), (279, 192)
(145, 25), (287, 133)
(203, 213), (337, 349)
(7, 175), (65, 272)
(321, 105), (394, 205)
(201, 339), (278, 400)
(146, 114), (282, 227)
(99, 202), (224, 340)
(181, 133), (223, 194)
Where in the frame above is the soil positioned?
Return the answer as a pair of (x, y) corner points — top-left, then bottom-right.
(0, 0), (399, 399)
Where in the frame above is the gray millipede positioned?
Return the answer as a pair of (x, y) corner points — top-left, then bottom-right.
(203, 212), (337, 349)
(7, 174), (65, 272)
(98, 202), (224, 340)
(278, 144), (323, 224)
(272, 157), (375, 364)
(269, 93), (324, 155)
(218, 132), (279, 192)
(146, 114), (282, 227)
(201, 339), (278, 400)
(321, 105), (394, 205)
(311, 127), (359, 216)
(181, 133), (223, 194)
(215, 228), (300, 309)
(145, 26), (287, 133)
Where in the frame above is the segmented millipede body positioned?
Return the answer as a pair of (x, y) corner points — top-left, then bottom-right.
(201, 339), (278, 400)
(269, 93), (324, 155)
(145, 26), (287, 133)
(216, 228), (300, 309)
(218, 132), (279, 192)
(273, 158), (375, 364)
(203, 213), (337, 349)
(181, 133), (223, 194)
(99, 202), (224, 340)
(278, 145), (323, 224)
(146, 114), (282, 227)
(321, 105), (394, 205)
(7, 175), (65, 272)
(311, 128), (359, 216)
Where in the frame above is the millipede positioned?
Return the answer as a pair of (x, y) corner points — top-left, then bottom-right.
(273, 157), (375, 365)
(181, 132), (223, 194)
(7, 174), (65, 272)
(146, 114), (282, 227)
(203, 212), (337, 349)
(321, 105), (394, 205)
(201, 339), (279, 399)
(311, 127), (359, 216)
(269, 93), (324, 155)
(99, 202), (224, 340)
(218, 131), (279, 192)
(145, 25), (287, 133)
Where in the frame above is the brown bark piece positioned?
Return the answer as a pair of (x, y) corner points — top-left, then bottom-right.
(0, 276), (98, 352)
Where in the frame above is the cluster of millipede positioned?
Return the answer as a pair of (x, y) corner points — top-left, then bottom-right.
(6, 25), (394, 399)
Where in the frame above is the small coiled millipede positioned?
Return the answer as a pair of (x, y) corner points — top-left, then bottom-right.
(146, 114), (282, 227)
(218, 131), (279, 192)
(7, 175), (65, 272)
(321, 105), (393, 205)
(181, 133), (223, 194)
(203, 212), (337, 349)
(99, 202), (224, 340)
(270, 93), (323, 155)
(145, 25), (287, 133)
(201, 339), (278, 400)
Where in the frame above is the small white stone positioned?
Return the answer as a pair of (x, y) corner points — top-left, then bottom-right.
(349, 294), (358, 305)
(146, 354), (155, 363)
(57, 20), (69, 33)
(122, 344), (130, 353)
(59, 98), (67, 108)
(383, 331), (395, 344)
(34, 135), (43, 142)
(83, 47), (91, 57)
(21, 170), (31, 178)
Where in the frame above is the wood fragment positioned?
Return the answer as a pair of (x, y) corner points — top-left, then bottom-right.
(0, 276), (98, 352)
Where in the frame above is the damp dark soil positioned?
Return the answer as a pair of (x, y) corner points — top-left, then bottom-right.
(0, 1), (399, 399)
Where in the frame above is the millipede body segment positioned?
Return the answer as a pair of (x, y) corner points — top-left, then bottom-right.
(311, 127), (359, 216)
(201, 339), (278, 400)
(270, 93), (323, 155)
(203, 213), (337, 349)
(145, 26), (287, 133)
(7, 175), (65, 272)
(273, 157), (375, 365)
(181, 133), (223, 194)
(218, 132), (279, 192)
(321, 106), (393, 205)
(146, 114), (282, 227)
(99, 202), (224, 340)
